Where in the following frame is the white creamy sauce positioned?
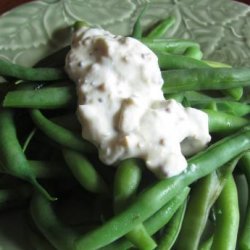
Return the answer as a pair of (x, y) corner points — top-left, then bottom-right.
(65, 27), (211, 177)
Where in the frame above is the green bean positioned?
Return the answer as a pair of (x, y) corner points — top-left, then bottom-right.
(0, 109), (55, 200)
(180, 91), (216, 102)
(184, 46), (203, 60)
(76, 176), (180, 249)
(3, 86), (76, 109)
(113, 159), (156, 250)
(176, 157), (239, 250)
(207, 101), (218, 112)
(205, 109), (249, 133)
(165, 92), (184, 102)
(211, 175), (239, 250)
(234, 173), (248, 237)
(30, 192), (78, 250)
(11, 67), (250, 112)
(161, 68), (250, 94)
(185, 92), (250, 116)
(146, 188), (189, 234)
(157, 199), (187, 250)
(203, 60), (230, 68)
(155, 51), (209, 70)
(131, 5), (148, 39)
(222, 87), (243, 100)
(23, 128), (36, 152)
(73, 21), (88, 31)
(176, 173), (216, 250)
(142, 38), (200, 55)
(203, 59), (243, 100)
(0, 59), (66, 81)
(75, 127), (250, 249)
(218, 100), (245, 115)
(146, 16), (175, 38)
(182, 96), (191, 107)
(102, 187), (190, 250)
(30, 109), (95, 154)
(199, 236), (214, 250)
(238, 152), (250, 250)
(126, 225), (156, 250)
(62, 148), (108, 194)
(113, 159), (142, 213)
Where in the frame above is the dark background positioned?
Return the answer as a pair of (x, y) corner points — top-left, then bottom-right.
(0, 0), (250, 14)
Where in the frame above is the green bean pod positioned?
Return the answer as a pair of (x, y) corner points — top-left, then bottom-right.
(146, 16), (175, 39)
(161, 68), (250, 94)
(22, 128), (36, 152)
(211, 175), (239, 250)
(131, 5), (148, 39)
(203, 59), (243, 100)
(126, 225), (156, 250)
(0, 109), (55, 200)
(175, 157), (239, 250)
(222, 87), (243, 100)
(185, 92), (250, 116)
(3, 86), (76, 109)
(213, 101), (250, 117)
(73, 21), (89, 31)
(62, 148), (108, 194)
(144, 187), (189, 236)
(113, 159), (141, 213)
(102, 187), (190, 250)
(184, 46), (203, 60)
(205, 109), (249, 133)
(238, 152), (250, 250)
(156, 52), (209, 70)
(199, 236), (214, 250)
(203, 60), (230, 68)
(0, 59), (65, 81)
(157, 200), (187, 250)
(113, 159), (156, 250)
(30, 109), (95, 154)
(142, 38), (200, 55)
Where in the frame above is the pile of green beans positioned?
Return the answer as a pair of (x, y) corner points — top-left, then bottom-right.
(0, 9), (250, 250)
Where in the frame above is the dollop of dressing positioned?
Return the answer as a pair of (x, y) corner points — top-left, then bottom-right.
(65, 27), (211, 177)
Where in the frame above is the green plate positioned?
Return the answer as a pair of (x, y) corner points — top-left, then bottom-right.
(0, 0), (250, 67)
(0, 0), (249, 249)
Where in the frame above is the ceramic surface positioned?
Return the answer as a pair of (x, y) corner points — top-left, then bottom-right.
(0, 0), (250, 67)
